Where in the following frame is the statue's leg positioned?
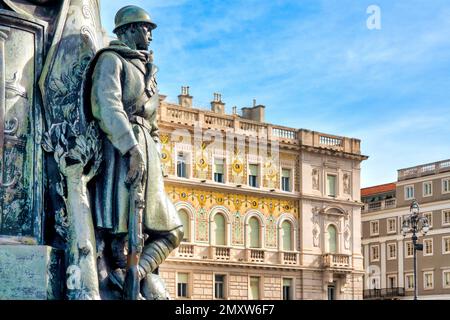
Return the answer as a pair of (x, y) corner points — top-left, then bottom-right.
(138, 226), (184, 278)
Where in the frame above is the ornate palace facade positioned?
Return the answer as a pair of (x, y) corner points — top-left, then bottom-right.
(157, 87), (368, 300)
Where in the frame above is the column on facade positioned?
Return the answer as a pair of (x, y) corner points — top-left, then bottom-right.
(380, 241), (386, 289)
(363, 244), (369, 290)
(397, 239), (404, 288)
(352, 207), (363, 271)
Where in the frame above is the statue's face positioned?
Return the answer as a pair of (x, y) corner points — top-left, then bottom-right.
(127, 23), (152, 51)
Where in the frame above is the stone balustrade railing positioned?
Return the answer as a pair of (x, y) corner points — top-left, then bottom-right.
(398, 159), (450, 181)
(177, 243), (194, 258)
(209, 246), (231, 261)
(323, 253), (351, 269)
(363, 198), (397, 213)
(280, 251), (298, 265)
(247, 249), (265, 263)
(158, 103), (363, 155)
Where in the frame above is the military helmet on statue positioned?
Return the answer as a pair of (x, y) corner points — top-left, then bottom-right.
(113, 5), (157, 34)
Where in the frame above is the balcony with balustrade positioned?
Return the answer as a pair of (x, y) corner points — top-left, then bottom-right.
(177, 242), (195, 258)
(246, 248), (265, 263)
(362, 198), (397, 213)
(363, 288), (405, 300)
(322, 253), (351, 270)
(279, 251), (299, 265)
(174, 244), (297, 266)
(209, 245), (231, 261)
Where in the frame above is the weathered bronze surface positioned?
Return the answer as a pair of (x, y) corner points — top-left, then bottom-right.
(86, 5), (183, 299)
(0, 1), (181, 300)
(0, 8), (46, 243)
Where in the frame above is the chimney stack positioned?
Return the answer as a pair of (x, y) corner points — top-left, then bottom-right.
(211, 93), (225, 114)
(241, 99), (265, 122)
(178, 86), (193, 108)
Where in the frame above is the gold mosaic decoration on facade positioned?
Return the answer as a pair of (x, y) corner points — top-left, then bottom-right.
(263, 158), (278, 189)
(166, 185), (298, 245)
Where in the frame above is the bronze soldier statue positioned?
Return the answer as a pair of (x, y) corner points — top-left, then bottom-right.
(85, 5), (183, 299)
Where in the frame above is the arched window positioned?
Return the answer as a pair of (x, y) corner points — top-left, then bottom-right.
(178, 209), (190, 242)
(327, 225), (337, 253)
(281, 221), (292, 251)
(213, 213), (226, 246)
(249, 217), (261, 248)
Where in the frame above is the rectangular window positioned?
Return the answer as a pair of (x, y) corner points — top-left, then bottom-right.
(248, 164), (259, 188)
(443, 178), (450, 194)
(370, 221), (379, 236)
(327, 284), (336, 300)
(423, 181), (432, 197)
(443, 270), (450, 289)
(249, 277), (260, 300)
(405, 241), (414, 258)
(370, 245), (380, 262)
(177, 152), (188, 178)
(423, 212), (433, 228)
(387, 243), (397, 260)
(405, 185), (414, 200)
(423, 239), (433, 256)
(443, 237), (450, 254)
(387, 218), (396, 234)
(281, 169), (291, 192)
(327, 175), (337, 197)
(387, 275), (397, 289)
(405, 274), (414, 290)
(443, 210), (450, 226)
(423, 272), (434, 290)
(214, 158), (225, 183)
(177, 273), (189, 298)
(282, 278), (293, 300)
(214, 275), (225, 299)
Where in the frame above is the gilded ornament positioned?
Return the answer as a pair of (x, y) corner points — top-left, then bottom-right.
(160, 134), (170, 145)
(232, 159), (244, 174)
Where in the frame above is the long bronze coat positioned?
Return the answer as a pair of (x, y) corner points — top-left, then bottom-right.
(86, 41), (182, 234)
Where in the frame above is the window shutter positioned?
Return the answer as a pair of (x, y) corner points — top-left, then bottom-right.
(328, 225), (337, 253)
(327, 175), (336, 196)
(283, 279), (292, 286)
(249, 164), (258, 176)
(178, 273), (188, 283)
(282, 169), (291, 178)
(214, 159), (224, 174)
(214, 214), (226, 246)
(178, 210), (190, 241)
(282, 221), (292, 251)
(250, 277), (260, 300)
(249, 217), (260, 248)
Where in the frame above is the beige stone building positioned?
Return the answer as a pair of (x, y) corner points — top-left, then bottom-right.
(361, 160), (450, 300)
(157, 87), (368, 300)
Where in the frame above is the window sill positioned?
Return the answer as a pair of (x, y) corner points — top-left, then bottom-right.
(387, 257), (397, 261)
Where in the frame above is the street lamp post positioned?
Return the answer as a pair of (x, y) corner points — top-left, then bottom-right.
(402, 200), (430, 300)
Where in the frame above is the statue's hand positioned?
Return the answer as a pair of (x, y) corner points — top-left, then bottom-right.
(125, 145), (146, 187)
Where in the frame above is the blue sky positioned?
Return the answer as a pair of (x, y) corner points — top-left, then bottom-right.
(100, 0), (450, 188)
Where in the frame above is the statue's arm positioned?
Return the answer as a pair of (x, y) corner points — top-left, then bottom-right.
(91, 52), (138, 155)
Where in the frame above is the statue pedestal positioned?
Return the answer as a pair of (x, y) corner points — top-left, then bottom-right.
(0, 245), (62, 300)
